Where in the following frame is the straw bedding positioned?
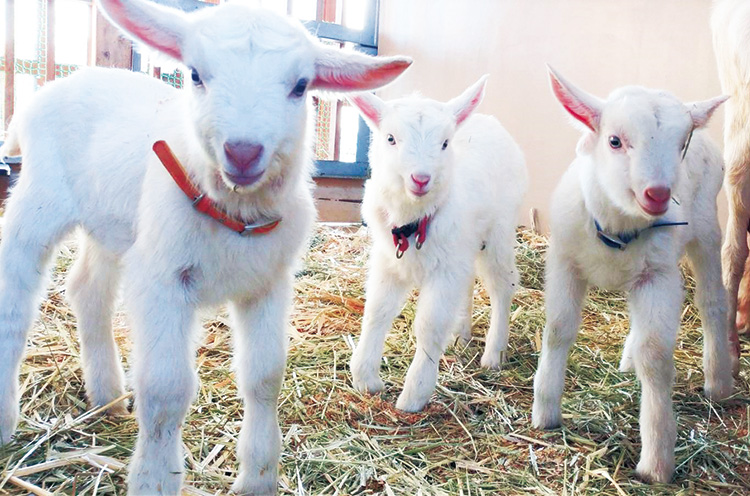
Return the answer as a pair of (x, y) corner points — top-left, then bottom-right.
(0, 225), (748, 495)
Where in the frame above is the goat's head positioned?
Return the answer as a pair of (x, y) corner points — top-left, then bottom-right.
(97, 0), (411, 192)
(548, 66), (726, 219)
(349, 76), (487, 202)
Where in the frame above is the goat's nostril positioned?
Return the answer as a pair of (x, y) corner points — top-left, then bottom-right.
(644, 186), (671, 203)
(411, 174), (431, 188)
(224, 141), (264, 172)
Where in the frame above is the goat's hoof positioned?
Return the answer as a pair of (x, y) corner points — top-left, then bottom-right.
(480, 351), (506, 370)
(351, 371), (384, 394)
(454, 325), (472, 345)
(635, 460), (674, 484)
(704, 377), (733, 401)
(231, 469), (278, 495)
(395, 391), (429, 413)
(531, 404), (562, 430)
(0, 406), (19, 446)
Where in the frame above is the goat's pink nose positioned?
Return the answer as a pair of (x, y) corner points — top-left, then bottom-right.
(224, 141), (264, 172)
(411, 174), (431, 188)
(644, 186), (671, 203)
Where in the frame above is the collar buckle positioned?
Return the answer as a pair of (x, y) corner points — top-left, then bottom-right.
(240, 219), (281, 237)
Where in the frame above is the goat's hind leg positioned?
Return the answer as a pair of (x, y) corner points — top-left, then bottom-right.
(687, 237), (734, 400)
(67, 234), (128, 414)
(477, 232), (519, 370)
(721, 153), (750, 375)
(0, 181), (75, 444)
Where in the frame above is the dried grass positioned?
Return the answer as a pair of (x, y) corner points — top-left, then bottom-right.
(0, 225), (748, 495)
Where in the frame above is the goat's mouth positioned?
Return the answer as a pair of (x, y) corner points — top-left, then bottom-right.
(223, 169), (266, 187)
(636, 198), (669, 217)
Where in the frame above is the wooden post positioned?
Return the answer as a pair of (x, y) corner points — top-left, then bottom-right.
(4, 0), (15, 130)
(94, 8), (132, 68)
(46, 0), (55, 82)
(317, 0), (337, 23)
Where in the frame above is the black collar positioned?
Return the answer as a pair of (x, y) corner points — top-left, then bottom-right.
(594, 218), (688, 250)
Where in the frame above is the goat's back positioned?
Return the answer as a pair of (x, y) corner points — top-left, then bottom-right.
(451, 113), (527, 222)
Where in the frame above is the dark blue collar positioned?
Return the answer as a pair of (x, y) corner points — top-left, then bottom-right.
(594, 219), (688, 250)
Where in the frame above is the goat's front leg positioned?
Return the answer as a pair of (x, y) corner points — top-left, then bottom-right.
(532, 251), (587, 429)
(229, 277), (293, 496)
(350, 260), (410, 394)
(628, 270), (682, 484)
(126, 279), (199, 496)
(396, 269), (472, 412)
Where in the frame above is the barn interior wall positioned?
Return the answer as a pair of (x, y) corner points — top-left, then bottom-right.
(376, 0), (726, 232)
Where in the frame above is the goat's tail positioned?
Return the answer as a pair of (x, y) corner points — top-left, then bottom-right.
(1, 118), (21, 157)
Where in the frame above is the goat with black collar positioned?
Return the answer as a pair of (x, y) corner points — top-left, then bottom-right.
(532, 67), (735, 484)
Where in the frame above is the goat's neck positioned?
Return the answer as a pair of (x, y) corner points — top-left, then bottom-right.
(374, 180), (446, 227)
(579, 162), (652, 234)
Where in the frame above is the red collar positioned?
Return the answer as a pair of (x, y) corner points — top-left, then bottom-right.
(152, 141), (281, 236)
(391, 214), (432, 259)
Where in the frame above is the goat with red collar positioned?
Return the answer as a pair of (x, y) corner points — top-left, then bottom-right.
(0, 0), (411, 494)
(532, 67), (735, 484)
(348, 77), (527, 412)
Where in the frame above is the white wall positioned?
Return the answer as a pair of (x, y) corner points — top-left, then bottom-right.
(376, 0), (725, 231)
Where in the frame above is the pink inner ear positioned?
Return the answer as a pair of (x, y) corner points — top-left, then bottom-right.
(104, 0), (182, 60)
(456, 93), (482, 125)
(313, 59), (411, 91)
(550, 75), (597, 132)
(349, 96), (381, 127)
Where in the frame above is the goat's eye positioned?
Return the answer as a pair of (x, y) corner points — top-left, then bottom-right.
(442, 139), (449, 150)
(608, 135), (622, 149)
(190, 68), (202, 86)
(387, 134), (396, 145)
(291, 78), (308, 98)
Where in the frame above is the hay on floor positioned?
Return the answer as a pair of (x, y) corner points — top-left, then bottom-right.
(0, 225), (748, 495)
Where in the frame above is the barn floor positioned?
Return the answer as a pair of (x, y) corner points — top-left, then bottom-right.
(0, 225), (748, 495)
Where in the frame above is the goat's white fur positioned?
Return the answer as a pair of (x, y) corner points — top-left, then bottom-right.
(348, 77), (527, 412)
(713, 0), (750, 373)
(0, 1), (410, 494)
(532, 67), (734, 484)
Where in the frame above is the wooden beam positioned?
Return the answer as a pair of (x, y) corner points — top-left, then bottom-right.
(46, 0), (55, 82)
(94, 8), (132, 68)
(4, 0), (15, 130)
(317, 0), (336, 23)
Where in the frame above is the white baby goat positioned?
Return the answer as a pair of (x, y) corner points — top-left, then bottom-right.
(0, 0), (410, 494)
(348, 77), (527, 412)
(532, 67), (734, 483)
(713, 0), (749, 372)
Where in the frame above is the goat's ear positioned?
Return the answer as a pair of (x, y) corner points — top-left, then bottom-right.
(347, 93), (387, 129)
(547, 65), (603, 133)
(312, 48), (412, 92)
(97, 0), (187, 61)
(447, 75), (488, 126)
(686, 95), (728, 128)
